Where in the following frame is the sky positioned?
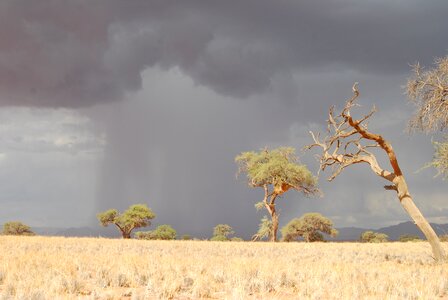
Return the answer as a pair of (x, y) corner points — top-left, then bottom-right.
(0, 1), (447, 239)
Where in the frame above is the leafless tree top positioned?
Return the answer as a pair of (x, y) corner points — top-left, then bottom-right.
(308, 83), (400, 190)
(406, 56), (448, 133)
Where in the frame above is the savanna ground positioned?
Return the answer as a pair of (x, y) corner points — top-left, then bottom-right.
(0, 236), (447, 299)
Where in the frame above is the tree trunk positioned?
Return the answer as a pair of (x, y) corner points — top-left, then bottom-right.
(395, 176), (445, 262)
(122, 231), (131, 239)
(264, 202), (279, 242)
(271, 211), (279, 242)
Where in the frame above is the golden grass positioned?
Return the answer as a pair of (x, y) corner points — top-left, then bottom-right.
(0, 236), (447, 299)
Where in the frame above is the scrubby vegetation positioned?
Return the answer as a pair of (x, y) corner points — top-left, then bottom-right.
(135, 224), (177, 240)
(360, 231), (389, 243)
(399, 234), (422, 242)
(2, 221), (35, 236)
(210, 224), (242, 241)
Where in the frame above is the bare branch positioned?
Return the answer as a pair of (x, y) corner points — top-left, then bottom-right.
(307, 84), (398, 183)
(407, 56), (448, 132)
(384, 185), (398, 192)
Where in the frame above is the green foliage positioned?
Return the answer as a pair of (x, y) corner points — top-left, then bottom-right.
(230, 237), (244, 242)
(360, 231), (389, 243)
(135, 224), (177, 240)
(235, 147), (318, 193)
(210, 235), (228, 241)
(281, 213), (338, 242)
(181, 234), (192, 240)
(429, 138), (448, 178)
(252, 216), (272, 241)
(97, 204), (156, 238)
(213, 224), (234, 239)
(2, 221), (35, 236)
(399, 234), (422, 242)
(211, 224), (237, 241)
(134, 231), (152, 240)
(254, 202), (265, 211)
(97, 209), (119, 226)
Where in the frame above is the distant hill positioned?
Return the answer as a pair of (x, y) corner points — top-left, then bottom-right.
(33, 226), (120, 238)
(377, 221), (448, 240)
(332, 221), (448, 241)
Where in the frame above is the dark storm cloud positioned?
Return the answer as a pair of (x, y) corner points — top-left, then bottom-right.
(1, 0), (448, 107)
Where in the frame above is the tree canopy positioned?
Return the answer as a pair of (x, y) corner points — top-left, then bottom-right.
(2, 221), (35, 236)
(281, 213), (338, 242)
(211, 224), (235, 241)
(236, 147), (317, 195)
(406, 56), (448, 178)
(97, 204), (155, 239)
(406, 56), (448, 133)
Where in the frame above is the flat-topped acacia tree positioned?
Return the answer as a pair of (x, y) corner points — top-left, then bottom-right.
(308, 83), (446, 262)
(235, 147), (319, 242)
(97, 204), (155, 239)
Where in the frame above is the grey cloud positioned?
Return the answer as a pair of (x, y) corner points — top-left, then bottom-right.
(1, 1), (448, 107)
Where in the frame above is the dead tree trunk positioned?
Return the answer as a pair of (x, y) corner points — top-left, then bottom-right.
(393, 176), (445, 261)
(308, 83), (446, 262)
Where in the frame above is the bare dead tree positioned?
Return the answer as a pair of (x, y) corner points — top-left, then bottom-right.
(407, 56), (448, 133)
(307, 83), (446, 262)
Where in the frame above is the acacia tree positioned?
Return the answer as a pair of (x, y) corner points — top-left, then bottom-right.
(236, 147), (319, 242)
(97, 204), (155, 239)
(211, 224), (235, 241)
(281, 213), (338, 242)
(2, 221), (35, 236)
(406, 56), (448, 177)
(308, 83), (446, 261)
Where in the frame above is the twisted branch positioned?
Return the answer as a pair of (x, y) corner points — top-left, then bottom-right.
(307, 83), (397, 188)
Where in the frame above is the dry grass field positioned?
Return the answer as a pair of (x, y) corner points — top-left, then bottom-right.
(0, 236), (447, 299)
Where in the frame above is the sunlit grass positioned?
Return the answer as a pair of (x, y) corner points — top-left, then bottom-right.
(0, 236), (447, 299)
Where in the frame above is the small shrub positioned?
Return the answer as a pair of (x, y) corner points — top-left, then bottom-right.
(360, 231), (388, 243)
(135, 225), (176, 240)
(181, 234), (192, 240)
(210, 235), (228, 241)
(439, 234), (448, 242)
(134, 231), (152, 240)
(399, 234), (421, 242)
